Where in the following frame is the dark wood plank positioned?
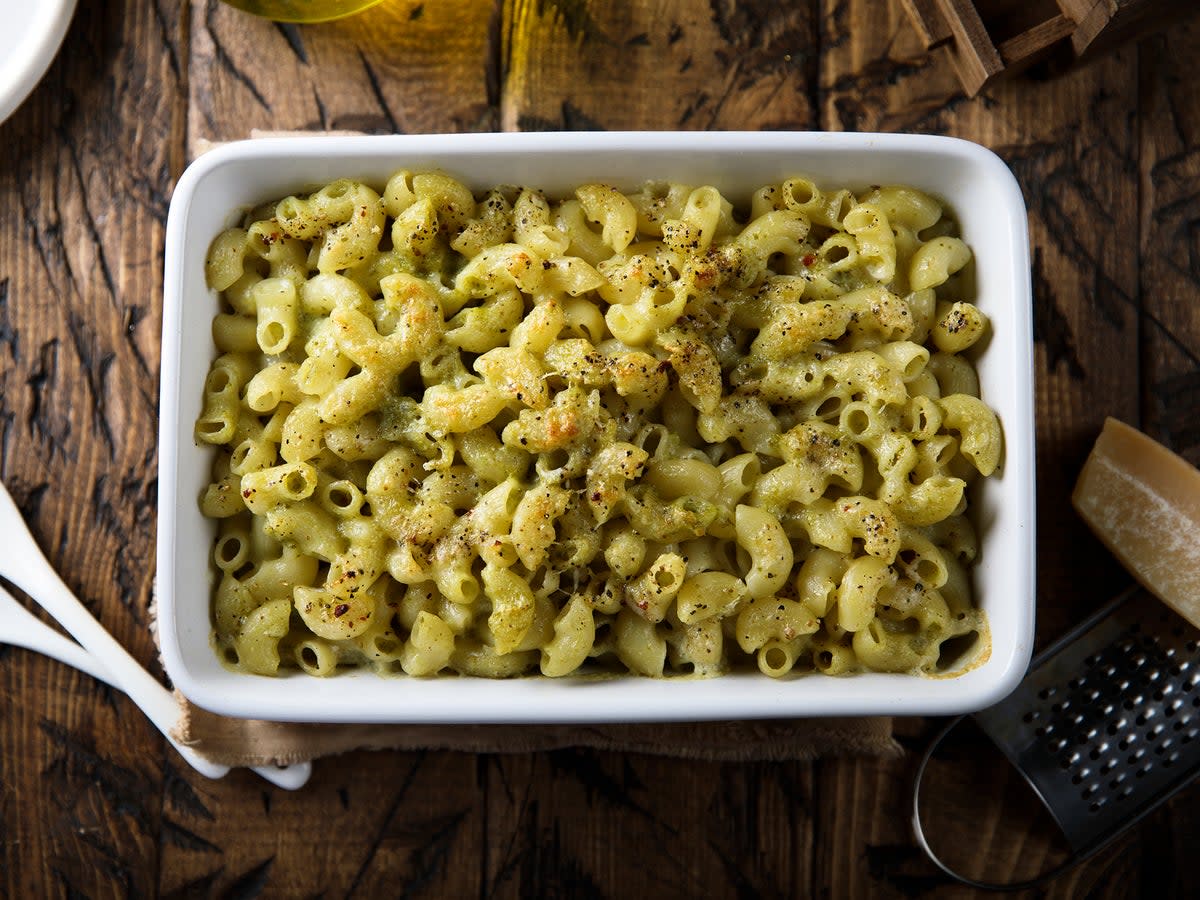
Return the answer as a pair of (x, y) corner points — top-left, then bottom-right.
(1134, 22), (1200, 900)
(1139, 22), (1200, 467)
(816, 1), (1149, 896)
(157, 750), (484, 898)
(826, 718), (1143, 898)
(499, 0), (820, 131)
(188, 0), (497, 145)
(0, 0), (188, 895)
(483, 750), (814, 899)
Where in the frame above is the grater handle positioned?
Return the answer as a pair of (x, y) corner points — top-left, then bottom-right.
(911, 715), (1083, 892)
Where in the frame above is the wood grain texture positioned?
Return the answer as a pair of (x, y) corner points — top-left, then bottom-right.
(1138, 21), (1200, 467)
(188, 0), (497, 145)
(3, 0), (1200, 896)
(1070, 0), (1196, 58)
(500, 0), (819, 131)
(899, 0), (953, 49)
(157, 750), (484, 897)
(933, 0), (1004, 95)
(996, 13), (1072, 69)
(0, 1), (182, 895)
(483, 751), (813, 899)
(1131, 31), (1200, 872)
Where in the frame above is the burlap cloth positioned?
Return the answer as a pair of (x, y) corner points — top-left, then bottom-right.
(174, 699), (898, 767)
(169, 133), (899, 769)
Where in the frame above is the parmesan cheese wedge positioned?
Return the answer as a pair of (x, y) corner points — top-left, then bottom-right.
(1072, 417), (1200, 629)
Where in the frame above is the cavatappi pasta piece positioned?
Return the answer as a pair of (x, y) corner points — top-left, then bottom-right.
(232, 598), (292, 676)
(625, 552), (686, 623)
(540, 594), (596, 677)
(481, 563), (537, 654)
(675, 571), (747, 624)
(399, 611), (455, 676)
(909, 236), (971, 292)
(834, 556), (896, 633)
(735, 505), (793, 599)
(940, 393), (1002, 477)
(842, 203), (896, 283)
(198, 170), (1000, 680)
(614, 607), (667, 676)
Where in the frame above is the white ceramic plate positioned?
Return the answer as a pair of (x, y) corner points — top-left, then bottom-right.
(159, 132), (1036, 724)
(0, 0), (77, 126)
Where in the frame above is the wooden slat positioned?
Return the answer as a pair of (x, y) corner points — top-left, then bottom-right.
(156, 750), (484, 897)
(500, 0), (819, 131)
(997, 12), (1074, 68)
(1138, 27), (1200, 464)
(188, 0), (497, 145)
(1057, 0), (1103, 22)
(0, 0), (187, 894)
(1070, 0), (1195, 58)
(483, 751), (814, 898)
(900, 0), (954, 49)
(933, 0), (1005, 95)
(817, 1), (1152, 894)
(812, 737), (1123, 897)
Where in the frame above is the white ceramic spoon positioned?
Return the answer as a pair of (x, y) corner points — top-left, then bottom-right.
(0, 481), (310, 790)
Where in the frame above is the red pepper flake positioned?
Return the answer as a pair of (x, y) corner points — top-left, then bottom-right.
(333, 603), (350, 617)
(591, 491), (603, 503)
(802, 253), (816, 267)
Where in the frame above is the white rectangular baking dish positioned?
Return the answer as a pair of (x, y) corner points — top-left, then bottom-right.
(158, 131), (1035, 723)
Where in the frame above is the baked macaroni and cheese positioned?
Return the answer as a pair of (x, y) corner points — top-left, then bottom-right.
(196, 171), (1000, 680)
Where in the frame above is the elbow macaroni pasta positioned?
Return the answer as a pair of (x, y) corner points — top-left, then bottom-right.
(198, 171), (999, 680)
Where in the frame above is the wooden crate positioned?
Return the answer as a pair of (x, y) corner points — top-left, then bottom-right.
(901, 0), (1196, 95)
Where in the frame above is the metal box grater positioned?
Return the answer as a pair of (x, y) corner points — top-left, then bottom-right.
(913, 586), (1200, 889)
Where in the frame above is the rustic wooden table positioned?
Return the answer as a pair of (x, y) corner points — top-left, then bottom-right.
(2, 1), (1198, 896)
